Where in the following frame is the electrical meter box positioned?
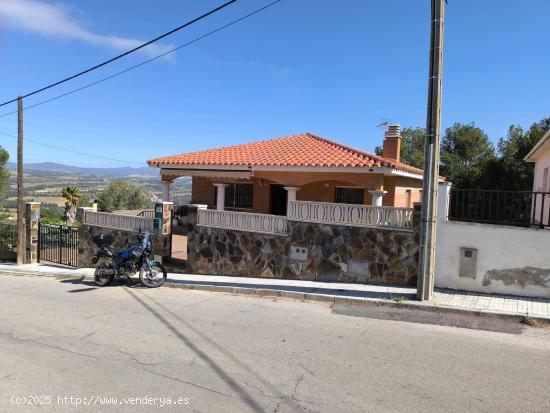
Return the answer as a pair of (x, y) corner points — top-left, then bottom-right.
(459, 247), (478, 278)
(290, 245), (308, 262)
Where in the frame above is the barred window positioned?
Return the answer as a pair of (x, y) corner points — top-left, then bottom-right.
(214, 183), (253, 209)
(334, 187), (364, 204)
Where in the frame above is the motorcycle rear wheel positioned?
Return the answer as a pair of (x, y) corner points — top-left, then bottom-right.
(94, 262), (115, 286)
(139, 262), (167, 288)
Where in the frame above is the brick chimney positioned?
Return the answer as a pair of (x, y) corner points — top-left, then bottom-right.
(382, 124), (401, 162)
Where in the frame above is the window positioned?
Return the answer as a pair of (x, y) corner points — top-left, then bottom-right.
(543, 168), (549, 192)
(405, 189), (412, 208)
(214, 183), (253, 209)
(334, 187), (364, 204)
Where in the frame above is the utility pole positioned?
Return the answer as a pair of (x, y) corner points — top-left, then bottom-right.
(418, 0), (445, 301)
(17, 96), (26, 265)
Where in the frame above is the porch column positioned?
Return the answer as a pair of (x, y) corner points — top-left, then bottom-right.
(213, 183), (228, 211)
(369, 190), (388, 207)
(284, 187), (299, 215)
(161, 180), (171, 202)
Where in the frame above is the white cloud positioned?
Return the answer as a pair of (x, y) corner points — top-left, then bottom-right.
(0, 0), (174, 58)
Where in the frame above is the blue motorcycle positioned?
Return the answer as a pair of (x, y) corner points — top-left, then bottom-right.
(91, 231), (167, 288)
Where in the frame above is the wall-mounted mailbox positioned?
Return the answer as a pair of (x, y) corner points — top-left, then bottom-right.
(459, 247), (478, 278)
(153, 218), (162, 230)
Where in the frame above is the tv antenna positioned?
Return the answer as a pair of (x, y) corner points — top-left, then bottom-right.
(376, 118), (389, 132)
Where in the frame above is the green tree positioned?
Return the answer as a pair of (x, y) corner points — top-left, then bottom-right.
(96, 181), (151, 212)
(440, 122), (495, 188)
(480, 117), (549, 190)
(398, 127), (425, 169)
(79, 193), (91, 209)
(0, 146), (10, 202)
(61, 186), (81, 223)
(527, 117), (550, 144)
(40, 207), (66, 225)
(374, 119), (548, 190)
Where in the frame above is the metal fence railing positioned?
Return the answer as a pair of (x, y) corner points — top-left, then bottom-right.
(449, 189), (550, 228)
(137, 209), (155, 218)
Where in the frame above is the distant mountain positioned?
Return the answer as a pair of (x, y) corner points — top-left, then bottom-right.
(6, 162), (158, 177)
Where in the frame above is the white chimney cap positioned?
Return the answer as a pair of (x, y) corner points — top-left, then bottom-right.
(385, 124), (401, 138)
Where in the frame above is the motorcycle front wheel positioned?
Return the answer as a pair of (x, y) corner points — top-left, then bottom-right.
(94, 261), (115, 286)
(139, 262), (167, 288)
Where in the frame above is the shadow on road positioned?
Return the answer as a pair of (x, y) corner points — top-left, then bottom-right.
(58, 276), (146, 293)
(67, 287), (99, 293)
(124, 288), (268, 413)
(146, 295), (310, 409)
(58, 277), (100, 293)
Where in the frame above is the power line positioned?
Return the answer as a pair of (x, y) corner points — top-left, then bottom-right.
(0, 0), (283, 118)
(0, 0), (239, 108)
(0, 131), (143, 165)
(0, 0), (283, 164)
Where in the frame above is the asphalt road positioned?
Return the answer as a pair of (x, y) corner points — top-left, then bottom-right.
(1, 274), (549, 413)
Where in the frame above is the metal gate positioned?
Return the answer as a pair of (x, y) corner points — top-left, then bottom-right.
(38, 223), (79, 267)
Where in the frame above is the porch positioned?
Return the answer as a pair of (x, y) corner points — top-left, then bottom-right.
(160, 171), (422, 216)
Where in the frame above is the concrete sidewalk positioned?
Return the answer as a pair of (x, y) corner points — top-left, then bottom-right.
(1, 262), (549, 321)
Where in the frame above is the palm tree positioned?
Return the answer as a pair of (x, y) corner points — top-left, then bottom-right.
(61, 186), (81, 224)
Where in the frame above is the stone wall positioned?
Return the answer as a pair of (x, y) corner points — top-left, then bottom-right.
(187, 206), (420, 286)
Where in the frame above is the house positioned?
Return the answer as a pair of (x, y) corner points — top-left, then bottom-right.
(524, 129), (550, 227)
(147, 125), (424, 215)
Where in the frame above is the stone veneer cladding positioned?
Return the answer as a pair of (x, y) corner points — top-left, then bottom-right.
(187, 205), (420, 286)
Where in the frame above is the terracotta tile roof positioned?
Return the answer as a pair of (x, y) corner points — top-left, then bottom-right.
(147, 133), (424, 175)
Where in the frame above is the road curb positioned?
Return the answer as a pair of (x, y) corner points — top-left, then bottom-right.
(1, 269), (549, 324)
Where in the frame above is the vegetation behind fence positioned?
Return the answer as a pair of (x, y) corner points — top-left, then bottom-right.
(0, 222), (17, 261)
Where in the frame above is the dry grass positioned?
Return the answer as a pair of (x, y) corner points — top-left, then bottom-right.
(7, 196), (65, 207)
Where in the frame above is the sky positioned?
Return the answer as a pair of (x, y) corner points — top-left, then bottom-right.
(0, 0), (549, 168)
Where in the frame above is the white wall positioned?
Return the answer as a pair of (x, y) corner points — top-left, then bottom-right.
(532, 144), (550, 192)
(532, 146), (550, 226)
(435, 182), (550, 298)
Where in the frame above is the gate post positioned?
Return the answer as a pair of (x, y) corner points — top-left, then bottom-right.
(25, 202), (41, 264)
(154, 202), (173, 263)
